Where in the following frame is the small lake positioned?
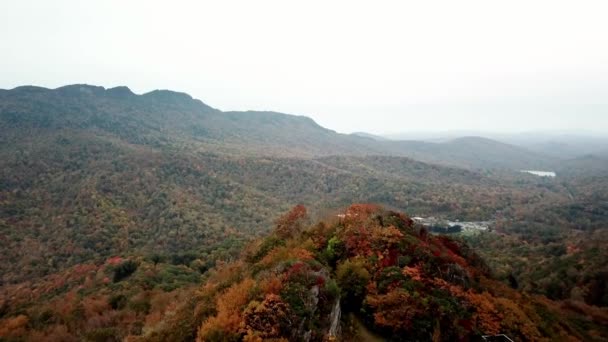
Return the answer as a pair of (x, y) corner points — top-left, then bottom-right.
(521, 170), (556, 177)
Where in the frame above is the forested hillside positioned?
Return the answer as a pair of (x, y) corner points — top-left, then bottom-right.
(0, 84), (568, 285)
(0, 84), (555, 169)
(0, 128), (561, 285)
(1, 205), (606, 341)
(1, 84), (607, 341)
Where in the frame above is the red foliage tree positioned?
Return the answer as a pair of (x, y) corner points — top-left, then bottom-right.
(243, 294), (292, 338)
(274, 205), (308, 239)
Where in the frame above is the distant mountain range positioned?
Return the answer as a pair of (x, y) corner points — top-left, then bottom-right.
(1, 84), (558, 170)
(384, 130), (608, 160)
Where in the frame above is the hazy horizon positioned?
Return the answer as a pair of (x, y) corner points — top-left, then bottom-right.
(2, 0), (608, 135)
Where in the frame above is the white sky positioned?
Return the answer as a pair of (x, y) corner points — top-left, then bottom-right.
(1, 0), (608, 134)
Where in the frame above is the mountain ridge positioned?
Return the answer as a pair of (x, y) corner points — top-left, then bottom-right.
(0, 84), (555, 169)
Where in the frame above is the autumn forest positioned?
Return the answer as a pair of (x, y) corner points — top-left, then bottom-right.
(0, 85), (607, 341)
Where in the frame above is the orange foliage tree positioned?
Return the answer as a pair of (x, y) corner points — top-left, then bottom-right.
(274, 205), (308, 239)
(0, 315), (29, 339)
(243, 294), (292, 338)
(366, 289), (421, 332)
(197, 278), (256, 341)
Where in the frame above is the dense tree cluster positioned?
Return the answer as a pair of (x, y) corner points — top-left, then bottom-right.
(2, 126), (571, 286)
(191, 205), (607, 341)
(0, 255), (206, 341)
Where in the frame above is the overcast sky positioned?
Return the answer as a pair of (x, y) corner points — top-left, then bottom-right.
(1, 0), (607, 134)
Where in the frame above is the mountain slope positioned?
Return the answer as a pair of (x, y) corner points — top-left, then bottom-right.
(2, 126), (552, 284)
(0, 83), (573, 286)
(0, 84), (555, 169)
(4, 83), (602, 317)
(0, 84), (379, 158)
(194, 205), (608, 341)
(350, 131), (390, 141)
(378, 136), (555, 170)
(2, 205), (606, 341)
